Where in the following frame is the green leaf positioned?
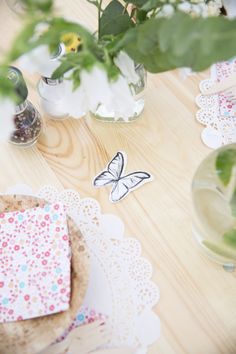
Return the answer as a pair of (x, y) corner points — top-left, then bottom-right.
(72, 69), (81, 90)
(136, 9), (148, 23)
(21, 0), (53, 14)
(52, 50), (97, 79)
(0, 77), (15, 99)
(100, 0), (133, 38)
(86, 0), (98, 6)
(51, 60), (74, 79)
(7, 17), (96, 63)
(216, 148), (236, 186)
(118, 12), (236, 73)
(123, 0), (147, 7)
(223, 229), (236, 248)
(141, 0), (164, 11)
(230, 189), (236, 217)
(0, 66), (20, 102)
(203, 240), (236, 260)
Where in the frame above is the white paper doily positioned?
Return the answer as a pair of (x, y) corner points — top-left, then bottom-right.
(196, 60), (236, 148)
(3, 184), (160, 354)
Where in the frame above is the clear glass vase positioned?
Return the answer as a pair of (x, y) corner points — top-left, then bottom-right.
(192, 144), (236, 271)
(93, 64), (147, 123)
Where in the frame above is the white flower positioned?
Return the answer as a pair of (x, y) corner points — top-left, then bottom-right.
(63, 80), (87, 119)
(17, 45), (61, 77)
(62, 65), (135, 121)
(178, 2), (192, 13)
(207, 1), (221, 16)
(222, 0), (236, 18)
(0, 98), (15, 142)
(114, 51), (139, 85)
(80, 66), (113, 112)
(62, 66), (113, 118)
(108, 75), (136, 121)
(193, 4), (208, 17)
(158, 4), (175, 17)
(178, 1), (221, 17)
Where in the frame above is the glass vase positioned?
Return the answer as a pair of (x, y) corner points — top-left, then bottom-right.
(93, 63), (147, 123)
(192, 143), (236, 271)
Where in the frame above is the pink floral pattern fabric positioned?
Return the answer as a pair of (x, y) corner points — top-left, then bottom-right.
(56, 306), (108, 343)
(215, 60), (236, 118)
(196, 59), (236, 148)
(0, 203), (71, 323)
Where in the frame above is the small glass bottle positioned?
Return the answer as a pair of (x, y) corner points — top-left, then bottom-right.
(37, 44), (69, 120)
(38, 77), (69, 120)
(8, 66), (42, 147)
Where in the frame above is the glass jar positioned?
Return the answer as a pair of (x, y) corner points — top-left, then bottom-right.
(10, 100), (42, 147)
(37, 44), (69, 120)
(192, 144), (236, 271)
(38, 77), (69, 120)
(7, 66), (42, 147)
(93, 63), (147, 123)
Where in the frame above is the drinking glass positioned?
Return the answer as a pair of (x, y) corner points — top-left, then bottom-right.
(192, 144), (236, 271)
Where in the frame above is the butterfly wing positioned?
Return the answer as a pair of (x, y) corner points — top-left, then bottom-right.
(93, 151), (125, 187)
(94, 171), (116, 187)
(110, 172), (152, 202)
(107, 151), (125, 180)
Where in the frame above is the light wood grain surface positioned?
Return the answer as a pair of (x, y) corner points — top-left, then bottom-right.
(1, 1), (236, 353)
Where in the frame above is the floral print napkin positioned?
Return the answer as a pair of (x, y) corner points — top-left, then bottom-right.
(0, 203), (71, 322)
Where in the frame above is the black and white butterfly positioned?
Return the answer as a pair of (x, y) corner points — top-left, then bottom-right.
(93, 151), (152, 203)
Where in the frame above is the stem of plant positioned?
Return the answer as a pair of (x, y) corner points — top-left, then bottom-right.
(98, 0), (103, 39)
(123, 3), (128, 15)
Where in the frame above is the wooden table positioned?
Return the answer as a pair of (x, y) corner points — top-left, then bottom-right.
(1, 1), (236, 353)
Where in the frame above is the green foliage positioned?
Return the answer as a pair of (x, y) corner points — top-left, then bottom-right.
(0, 77), (15, 100)
(21, 0), (53, 13)
(123, 0), (146, 7)
(100, 0), (133, 38)
(0, 67), (17, 101)
(223, 229), (236, 248)
(202, 240), (236, 260)
(119, 12), (236, 73)
(216, 148), (236, 186)
(141, 0), (166, 12)
(52, 51), (97, 79)
(6, 17), (96, 63)
(216, 148), (236, 218)
(3, 0), (236, 100)
(230, 190), (236, 217)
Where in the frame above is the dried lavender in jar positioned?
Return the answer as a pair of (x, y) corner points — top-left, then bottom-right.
(7, 66), (42, 147)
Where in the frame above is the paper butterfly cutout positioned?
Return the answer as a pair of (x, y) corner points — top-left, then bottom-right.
(93, 151), (153, 203)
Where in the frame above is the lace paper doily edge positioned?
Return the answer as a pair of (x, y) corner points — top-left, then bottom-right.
(2, 183), (161, 353)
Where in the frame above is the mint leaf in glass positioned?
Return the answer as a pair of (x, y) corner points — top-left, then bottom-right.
(216, 148), (236, 186)
(216, 148), (236, 218)
(230, 190), (236, 217)
(223, 229), (236, 248)
(203, 240), (236, 260)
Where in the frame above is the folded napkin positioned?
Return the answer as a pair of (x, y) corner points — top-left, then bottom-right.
(0, 202), (71, 323)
